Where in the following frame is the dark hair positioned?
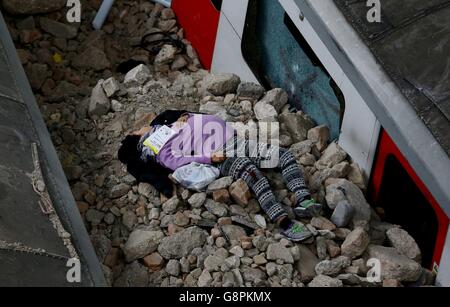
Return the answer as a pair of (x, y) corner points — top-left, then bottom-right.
(117, 134), (174, 197)
(118, 135), (141, 165)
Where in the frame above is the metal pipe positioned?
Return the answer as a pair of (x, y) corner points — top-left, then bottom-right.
(92, 0), (116, 30)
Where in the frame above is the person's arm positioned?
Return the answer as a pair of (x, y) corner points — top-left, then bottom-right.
(131, 126), (152, 137)
(159, 154), (212, 171)
(127, 159), (174, 197)
(211, 150), (226, 163)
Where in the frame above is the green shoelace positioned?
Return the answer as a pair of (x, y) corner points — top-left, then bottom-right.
(300, 199), (316, 209)
(290, 223), (306, 234)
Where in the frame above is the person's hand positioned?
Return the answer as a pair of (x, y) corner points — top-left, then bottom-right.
(174, 114), (189, 129)
(212, 150), (226, 163)
(132, 126), (152, 137)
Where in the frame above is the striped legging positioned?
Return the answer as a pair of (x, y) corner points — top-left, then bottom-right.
(220, 137), (311, 222)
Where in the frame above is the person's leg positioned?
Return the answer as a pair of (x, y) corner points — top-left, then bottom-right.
(221, 157), (312, 242)
(252, 144), (322, 218)
(279, 148), (322, 218)
(278, 148), (311, 203)
(221, 157), (287, 223)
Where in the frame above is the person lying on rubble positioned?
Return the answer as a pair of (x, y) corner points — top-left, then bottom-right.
(118, 110), (322, 242)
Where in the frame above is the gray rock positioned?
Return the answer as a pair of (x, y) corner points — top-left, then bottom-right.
(253, 254), (267, 265)
(89, 80), (111, 117)
(386, 228), (422, 263)
(369, 221), (399, 245)
(180, 257), (191, 273)
(204, 255), (224, 272)
(204, 73), (241, 96)
(290, 245), (302, 261)
(110, 183), (131, 199)
(278, 263), (294, 280)
(279, 112), (315, 143)
(224, 255), (241, 269)
(222, 271), (236, 287)
(72, 47), (111, 71)
(39, 17), (77, 39)
(122, 211), (137, 231)
(311, 216), (336, 231)
(295, 245), (320, 283)
(111, 100), (123, 112)
(266, 262), (278, 277)
(221, 225), (246, 243)
(85, 209), (105, 225)
(336, 273), (362, 286)
(3, 0), (65, 15)
(104, 213), (115, 225)
(316, 236), (328, 260)
(48, 81), (80, 102)
(198, 270), (213, 287)
(252, 236), (269, 252)
(326, 179), (371, 227)
(229, 246), (245, 258)
(114, 261), (149, 287)
(171, 55), (188, 70)
(290, 140), (313, 158)
(308, 275), (343, 287)
(158, 227), (207, 259)
(165, 259), (181, 277)
(123, 229), (165, 262)
(188, 192), (207, 208)
(160, 214), (175, 228)
(242, 267), (266, 283)
(124, 64), (151, 87)
(102, 77), (120, 98)
(232, 269), (244, 286)
(148, 208), (160, 220)
(365, 245), (422, 282)
(259, 88), (288, 112)
(138, 183), (157, 198)
(199, 101), (229, 120)
(315, 256), (351, 277)
(204, 199), (228, 218)
(254, 101), (278, 122)
(267, 243), (294, 264)
(229, 205), (248, 217)
(317, 143), (347, 169)
(341, 227), (370, 259)
(237, 82), (265, 100)
(162, 196), (181, 214)
(207, 177), (234, 192)
(331, 200), (354, 228)
(308, 125), (330, 152)
(347, 163), (367, 190)
(155, 44), (177, 65)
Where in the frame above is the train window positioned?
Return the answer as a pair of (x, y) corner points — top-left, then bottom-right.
(376, 154), (438, 269)
(241, 0), (345, 141)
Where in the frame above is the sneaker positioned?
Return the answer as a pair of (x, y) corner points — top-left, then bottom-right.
(294, 199), (323, 219)
(282, 221), (313, 242)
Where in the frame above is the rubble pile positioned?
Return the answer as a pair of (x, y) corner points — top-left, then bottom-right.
(3, 0), (435, 287)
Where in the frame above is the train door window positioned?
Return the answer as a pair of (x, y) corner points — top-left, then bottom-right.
(241, 0), (345, 141)
(376, 154), (438, 269)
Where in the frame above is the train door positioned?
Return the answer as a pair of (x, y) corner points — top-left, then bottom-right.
(171, 0), (222, 69)
(370, 130), (450, 274)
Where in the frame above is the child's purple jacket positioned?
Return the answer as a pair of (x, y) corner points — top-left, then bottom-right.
(156, 114), (235, 171)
